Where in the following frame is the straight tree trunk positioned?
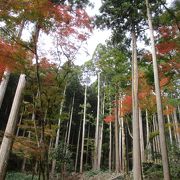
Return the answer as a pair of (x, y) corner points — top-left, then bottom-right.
(80, 84), (87, 173)
(109, 122), (112, 172)
(108, 86), (112, 172)
(16, 106), (25, 136)
(66, 94), (75, 146)
(74, 118), (82, 172)
(166, 107), (173, 144)
(0, 70), (10, 109)
(120, 106), (126, 173)
(64, 120), (69, 146)
(0, 74), (26, 180)
(139, 108), (145, 162)
(97, 90), (105, 169)
(94, 72), (100, 170)
(131, 30), (142, 180)
(118, 117), (122, 172)
(146, 110), (151, 161)
(152, 114), (157, 162)
(51, 85), (66, 175)
(173, 108), (180, 147)
(145, 1), (171, 179)
(122, 117), (126, 172)
(85, 122), (90, 165)
(114, 94), (120, 173)
(21, 131), (31, 172)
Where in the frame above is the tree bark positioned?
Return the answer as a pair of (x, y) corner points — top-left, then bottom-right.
(166, 107), (172, 144)
(51, 85), (66, 175)
(131, 30), (142, 180)
(109, 122), (112, 172)
(145, 0), (171, 179)
(0, 74), (26, 180)
(173, 108), (180, 148)
(139, 108), (145, 162)
(0, 70), (10, 109)
(74, 118), (82, 172)
(80, 84), (87, 173)
(97, 90), (105, 169)
(121, 116), (126, 172)
(114, 94), (120, 173)
(145, 109), (151, 161)
(94, 72), (100, 170)
(85, 122), (90, 165)
(66, 93), (75, 146)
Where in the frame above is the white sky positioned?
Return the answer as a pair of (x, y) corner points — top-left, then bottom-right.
(74, 0), (111, 65)
(21, 0), (172, 66)
(75, 0), (173, 65)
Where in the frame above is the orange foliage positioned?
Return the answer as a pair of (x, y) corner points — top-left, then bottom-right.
(39, 58), (56, 85)
(163, 105), (175, 115)
(160, 77), (170, 87)
(0, 39), (27, 73)
(120, 96), (132, 117)
(104, 115), (115, 123)
(156, 42), (176, 54)
(156, 26), (179, 55)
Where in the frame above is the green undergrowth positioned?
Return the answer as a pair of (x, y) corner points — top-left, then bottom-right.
(6, 172), (38, 180)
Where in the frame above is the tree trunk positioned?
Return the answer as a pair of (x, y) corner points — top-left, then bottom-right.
(121, 115), (126, 172)
(145, 1), (171, 179)
(97, 90), (105, 170)
(94, 72), (100, 170)
(146, 109), (151, 161)
(66, 93), (75, 147)
(51, 85), (66, 175)
(166, 107), (173, 144)
(139, 108), (145, 162)
(0, 21), (25, 110)
(119, 118), (122, 172)
(0, 74), (26, 180)
(173, 108), (180, 148)
(114, 95), (120, 173)
(131, 30), (142, 180)
(85, 122), (90, 166)
(74, 118), (82, 172)
(80, 84), (87, 173)
(109, 122), (112, 172)
(0, 70), (10, 109)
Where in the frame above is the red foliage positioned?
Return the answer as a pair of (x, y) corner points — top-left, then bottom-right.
(39, 58), (56, 85)
(163, 105), (175, 115)
(156, 41), (176, 54)
(120, 96), (132, 117)
(160, 77), (170, 87)
(138, 92), (149, 99)
(0, 64), (5, 79)
(158, 26), (177, 39)
(0, 39), (27, 74)
(39, 58), (55, 69)
(156, 26), (179, 55)
(104, 115), (115, 123)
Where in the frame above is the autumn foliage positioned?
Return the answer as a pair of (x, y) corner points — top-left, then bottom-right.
(104, 115), (115, 123)
(0, 39), (27, 76)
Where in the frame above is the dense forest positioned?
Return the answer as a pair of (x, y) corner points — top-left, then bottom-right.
(0, 0), (179, 180)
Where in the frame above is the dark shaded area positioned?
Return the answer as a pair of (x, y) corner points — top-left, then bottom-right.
(0, 74), (19, 131)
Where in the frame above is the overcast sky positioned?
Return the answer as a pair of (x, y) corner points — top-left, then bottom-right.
(74, 0), (173, 65)
(21, 0), (172, 66)
(74, 0), (111, 65)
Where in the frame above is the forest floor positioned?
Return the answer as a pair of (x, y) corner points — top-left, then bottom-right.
(65, 172), (126, 180)
(6, 171), (127, 180)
